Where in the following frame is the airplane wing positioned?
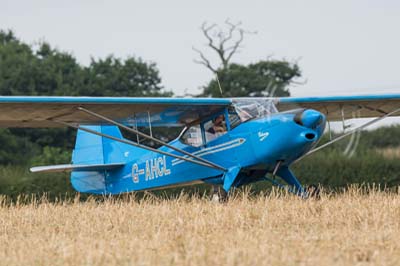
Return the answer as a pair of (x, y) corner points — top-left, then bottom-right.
(0, 96), (231, 127)
(2, 94), (400, 127)
(276, 94), (400, 120)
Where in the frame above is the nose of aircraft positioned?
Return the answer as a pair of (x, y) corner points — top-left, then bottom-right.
(294, 109), (324, 129)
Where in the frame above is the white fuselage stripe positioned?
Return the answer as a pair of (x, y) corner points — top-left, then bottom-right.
(171, 138), (244, 163)
(171, 138), (245, 166)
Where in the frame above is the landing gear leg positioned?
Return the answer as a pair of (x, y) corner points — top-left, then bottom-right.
(265, 167), (321, 199)
(276, 166), (305, 196)
(264, 166), (307, 198)
(211, 185), (228, 203)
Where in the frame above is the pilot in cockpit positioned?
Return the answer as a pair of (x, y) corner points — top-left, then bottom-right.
(208, 114), (226, 135)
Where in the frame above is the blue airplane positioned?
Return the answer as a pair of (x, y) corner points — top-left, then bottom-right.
(0, 94), (399, 198)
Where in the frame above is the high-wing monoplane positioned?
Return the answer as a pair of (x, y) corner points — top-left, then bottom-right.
(1, 94), (399, 197)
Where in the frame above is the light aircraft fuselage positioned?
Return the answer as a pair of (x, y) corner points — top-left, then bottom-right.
(70, 103), (325, 194)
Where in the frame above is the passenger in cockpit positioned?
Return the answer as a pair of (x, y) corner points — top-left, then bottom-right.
(208, 115), (226, 135)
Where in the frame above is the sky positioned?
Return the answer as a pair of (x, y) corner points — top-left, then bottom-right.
(1, 0), (400, 98)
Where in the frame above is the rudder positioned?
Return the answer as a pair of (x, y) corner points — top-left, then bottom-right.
(71, 125), (129, 194)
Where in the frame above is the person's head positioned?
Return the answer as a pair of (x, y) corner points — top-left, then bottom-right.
(214, 115), (224, 124)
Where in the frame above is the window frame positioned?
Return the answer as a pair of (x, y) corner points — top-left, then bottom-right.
(179, 108), (232, 147)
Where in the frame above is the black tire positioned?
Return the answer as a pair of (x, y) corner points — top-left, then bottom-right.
(210, 185), (228, 203)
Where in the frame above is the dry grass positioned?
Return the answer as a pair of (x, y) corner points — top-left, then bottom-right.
(1, 187), (400, 266)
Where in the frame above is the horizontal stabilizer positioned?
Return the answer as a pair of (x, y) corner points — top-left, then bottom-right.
(30, 163), (125, 173)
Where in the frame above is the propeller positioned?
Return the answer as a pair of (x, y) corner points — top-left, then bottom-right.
(295, 107), (400, 162)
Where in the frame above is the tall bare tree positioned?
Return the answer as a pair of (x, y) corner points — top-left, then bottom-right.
(193, 20), (302, 98)
(193, 20), (256, 73)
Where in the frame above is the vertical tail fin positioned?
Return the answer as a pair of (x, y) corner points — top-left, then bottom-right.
(71, 125), (131, 193)
(72, 125), (127, 165)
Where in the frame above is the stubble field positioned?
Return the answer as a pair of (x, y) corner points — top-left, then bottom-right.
(1, 187), (400, 266)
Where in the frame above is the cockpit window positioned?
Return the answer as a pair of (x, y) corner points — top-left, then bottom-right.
(232, 99), (278, 122)
(180, 101), (277, 146)
(204, 114), (227, 143)
(180, 125), (203, 147)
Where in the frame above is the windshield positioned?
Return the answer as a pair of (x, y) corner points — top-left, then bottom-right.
(232, 99), (278, 122)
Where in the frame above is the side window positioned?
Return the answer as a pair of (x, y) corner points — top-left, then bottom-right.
(180, 125), (203, 147)
(204, 114), (227, 143)
(228, 107), (242, 129)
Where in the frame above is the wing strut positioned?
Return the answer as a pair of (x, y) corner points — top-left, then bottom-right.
(295, 106), (400, 162)
(77, 106), (227, 172)
(54, 120), (227, 172)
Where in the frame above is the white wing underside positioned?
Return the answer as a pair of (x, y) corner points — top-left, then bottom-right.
(30, 163), (125, 173)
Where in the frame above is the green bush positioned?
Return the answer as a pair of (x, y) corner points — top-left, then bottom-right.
(30, 146), (71, 166)
(292, 148), (400, 187)
(0, 165), (76, 200)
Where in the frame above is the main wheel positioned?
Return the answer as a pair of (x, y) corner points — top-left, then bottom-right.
(210, 185), (228, 203)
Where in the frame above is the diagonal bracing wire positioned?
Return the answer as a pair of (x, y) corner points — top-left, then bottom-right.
(77, 107), (227, 171)
(53, 119), (226, 171)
